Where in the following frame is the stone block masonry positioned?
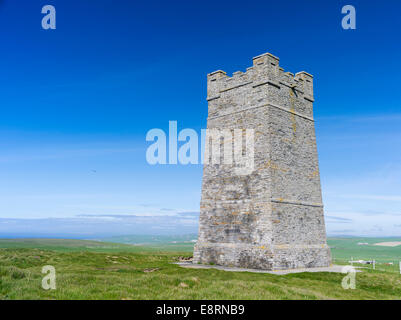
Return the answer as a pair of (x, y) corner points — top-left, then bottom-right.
(193, 52), (331, 270)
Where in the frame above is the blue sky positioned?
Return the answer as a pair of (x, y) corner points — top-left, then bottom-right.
(0, 0), (400, 237)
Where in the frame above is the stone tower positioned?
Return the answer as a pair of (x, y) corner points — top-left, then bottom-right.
(193, 52), (331, 270)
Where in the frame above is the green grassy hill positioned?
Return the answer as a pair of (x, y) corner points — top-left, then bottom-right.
(100, 234), (196, 252)
(0, 238), (400, 299)
(0, 238), (138, 252)
(329, 237), (401, 264)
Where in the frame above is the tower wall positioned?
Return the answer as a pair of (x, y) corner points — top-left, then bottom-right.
(193, 52), (331, 270)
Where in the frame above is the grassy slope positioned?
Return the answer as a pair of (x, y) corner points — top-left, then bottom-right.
(100, 234), (196, 252)
(1, 238), (401, 299)
(0, 238), (173, 253)
(0, 238), (194, 253)
(329, 238), (401, 263)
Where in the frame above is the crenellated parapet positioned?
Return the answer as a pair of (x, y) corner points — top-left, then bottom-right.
(206, 52), (315, 120)
(208, 52), (313, 97)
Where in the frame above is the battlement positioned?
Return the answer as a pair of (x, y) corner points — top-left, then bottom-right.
(207, 52), (313, 100)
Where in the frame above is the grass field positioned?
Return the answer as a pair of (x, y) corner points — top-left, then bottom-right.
(328, 238), (401, 275)
(0, 238), (400, 300)
(100, 234), (197, 252)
